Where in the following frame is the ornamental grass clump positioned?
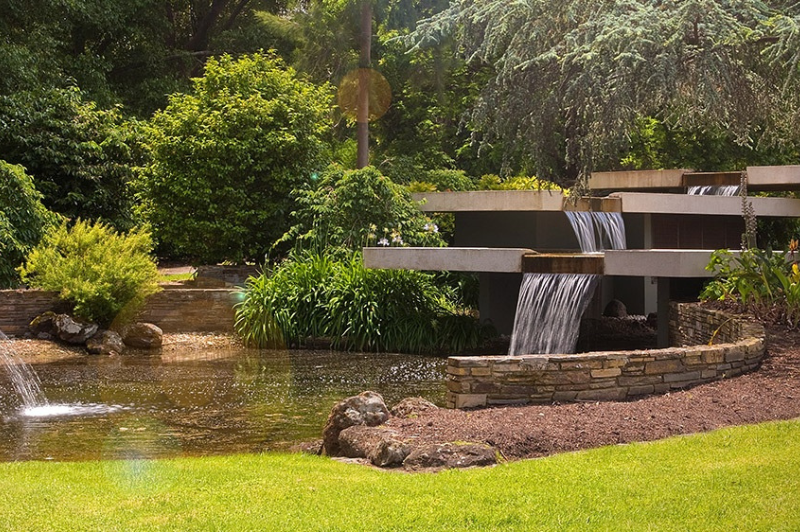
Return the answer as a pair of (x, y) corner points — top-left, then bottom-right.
(19, 219), (160, 326)
(235, 251), (488, 354)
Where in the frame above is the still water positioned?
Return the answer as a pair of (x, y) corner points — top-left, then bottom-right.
(0, 348), (445, 461)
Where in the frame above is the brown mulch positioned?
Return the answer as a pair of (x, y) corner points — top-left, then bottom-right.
(385, 326), (800, 461)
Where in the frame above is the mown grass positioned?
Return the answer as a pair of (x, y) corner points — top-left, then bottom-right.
(2, 419), (800, 531)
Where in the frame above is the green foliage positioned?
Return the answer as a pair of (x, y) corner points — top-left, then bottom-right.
(409, 1), (800, 184)
(410, 168), (475, 192)
(137, 53), (333, 264)
(0, 161), (60, 288)
(476, 174), (564, 192)
(235, 250), (488, 353)
(702, 246), (800, 328)
(0, 87), (142, 230)
(18, 219), (160, 326)
(280, 166), (445, 252)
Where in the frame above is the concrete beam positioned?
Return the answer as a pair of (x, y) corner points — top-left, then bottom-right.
(746, 165), (800, 191)
(412, 190), (564, 212)
(682, 171), (742, 187)
(589, 169), (690, 191)
(614, 192), (800, 217)
(362, 247), (533, 273)
(603, 249), (728, 278)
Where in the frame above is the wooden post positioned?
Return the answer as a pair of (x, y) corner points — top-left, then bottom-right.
(356, 1), (372, 169)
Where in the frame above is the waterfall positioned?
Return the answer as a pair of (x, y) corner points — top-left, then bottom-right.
(688, 185), (740, 196)
(565, 211), (626, 253)
(509, 211), (626, 355)
(0, 331), (48, 408)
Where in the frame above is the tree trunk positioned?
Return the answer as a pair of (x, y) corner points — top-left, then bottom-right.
(356, 1), (372, 169)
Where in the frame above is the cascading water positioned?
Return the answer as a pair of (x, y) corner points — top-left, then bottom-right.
(0, 330), (48, 409)
(509, 210), (626, 356)
(688, 185), (740, 196)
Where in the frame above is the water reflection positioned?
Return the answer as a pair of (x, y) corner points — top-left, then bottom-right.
(0, 348), (445, 461)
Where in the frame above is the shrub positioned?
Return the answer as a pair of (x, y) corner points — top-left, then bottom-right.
(0, 88), (142, 230)
(0, 161), (60, 288)
(476, 174), (563, 192)
(137, 53), (333, 264)
(279, 166), (445, 252)
(18, 219), (160, 326)
(409, 169), (476, 193)
(235, 251), (488, 354)
(701, 245), (800, 328)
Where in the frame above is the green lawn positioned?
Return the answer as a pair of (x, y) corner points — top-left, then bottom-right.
(2, 419), (799, 531)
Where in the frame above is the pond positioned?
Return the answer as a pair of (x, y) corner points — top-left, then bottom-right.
(0, 346), (446, 462)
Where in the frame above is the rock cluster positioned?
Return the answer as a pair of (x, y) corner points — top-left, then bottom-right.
(29, 312), (163, 355)
(321, 392), (499, 472)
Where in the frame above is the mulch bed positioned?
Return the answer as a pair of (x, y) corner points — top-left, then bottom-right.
(385, 326), (800, 460)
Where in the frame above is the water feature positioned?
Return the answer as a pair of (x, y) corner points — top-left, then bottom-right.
(0, 343), (445, 461)
(565, 211), (627, 253)
(688, 185), (740, 196)
(0, 331), (48, 409)
(509, 211), (627, 356)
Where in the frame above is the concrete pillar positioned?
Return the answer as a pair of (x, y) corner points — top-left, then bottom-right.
(657, 277), (670, 348)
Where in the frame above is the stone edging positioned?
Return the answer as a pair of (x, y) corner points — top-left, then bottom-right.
(446, 303), (766, 409)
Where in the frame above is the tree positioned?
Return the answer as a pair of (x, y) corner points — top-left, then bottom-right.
(137, 53), (333, 264)
(408, 1), (800, 185)
(0, 161), (59, 288)
(0, 87), (143, 230)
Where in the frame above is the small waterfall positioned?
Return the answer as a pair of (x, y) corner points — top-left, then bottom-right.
(0, 331), (48, 408)
(565, 211), (626, 253)
(509, 211), (626, 355)
(688, 185), (740, 196)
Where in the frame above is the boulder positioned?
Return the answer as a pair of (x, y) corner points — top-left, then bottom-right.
(85, 330), (125, 355)
(30, 312), (98, 344)
(403, 443), (498, 471)
(603, 299), (628, 318)
(29, 311), (58, 339)
(338, 425), (398, 459)
(321, 391), (390, 456)
(121, 322), (163, 349)
(390, 397), (438, 419)
(369, 438), (411, 467)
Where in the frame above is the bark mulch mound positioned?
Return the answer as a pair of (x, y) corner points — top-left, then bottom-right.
(385, 326), (800, 460)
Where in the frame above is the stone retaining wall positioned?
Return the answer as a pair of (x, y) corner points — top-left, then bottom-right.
(0, 287), (239, 336)
(446, 303), (766, 409)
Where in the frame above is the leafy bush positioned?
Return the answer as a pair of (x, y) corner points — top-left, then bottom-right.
(0, 161), (60, 288)
(409, 169), (476, 193)
(235, 251), (489, 354)
(137, 53), (333, 264)
(476, 174), (563, 192)
(0, 88), (142, 230)
(280, 166), (445, 252)
(19, 219), (160, 326)
(701, 246), (800, 328)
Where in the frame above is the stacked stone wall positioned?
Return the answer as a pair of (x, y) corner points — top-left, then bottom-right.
(447, 303), (766, 409)
(0, 287), (238, 336)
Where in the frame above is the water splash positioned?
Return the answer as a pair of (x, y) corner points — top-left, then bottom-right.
(565, 211), (626, 252)
(509, 211), (627, 355)
(0, 331), (48, 408)
(688, 185), (740, 196)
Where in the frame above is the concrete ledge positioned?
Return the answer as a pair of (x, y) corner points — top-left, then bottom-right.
(589, 169), (690, 191)
(614, 192), (800, 217)
(446, 303), (765, 408)
(604, 249), (732, 278)
(363, 247), (533, 273)
(747, 165), (800, 191)
(412, 190), (564, 212)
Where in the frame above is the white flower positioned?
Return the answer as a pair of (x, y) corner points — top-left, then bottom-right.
(424, 223), (439, 233)
(392, 235), (403, 244)
(378, 238), (390, 246)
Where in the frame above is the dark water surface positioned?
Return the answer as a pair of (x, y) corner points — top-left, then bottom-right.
(0, 348), (446, 462)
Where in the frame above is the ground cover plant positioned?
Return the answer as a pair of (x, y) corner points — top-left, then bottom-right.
(18, 219), (160, 326)
(0, 419), (798, 531)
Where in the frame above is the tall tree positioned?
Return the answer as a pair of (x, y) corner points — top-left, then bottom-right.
(408, 0), (800, 185)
